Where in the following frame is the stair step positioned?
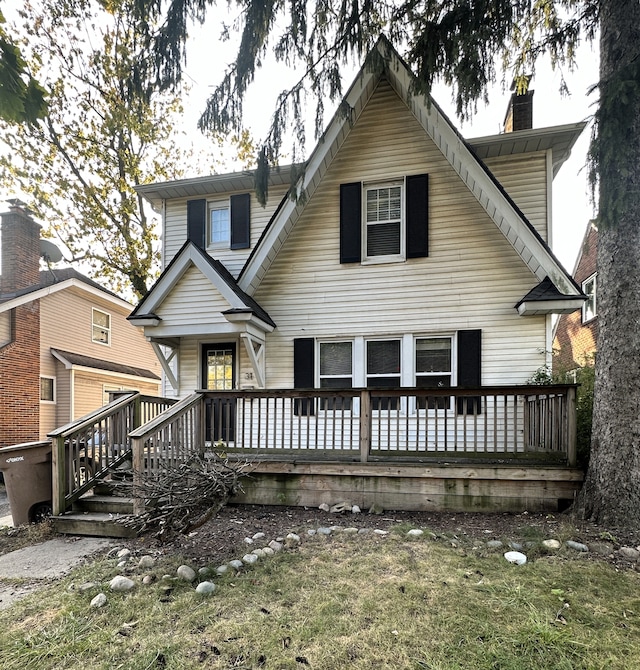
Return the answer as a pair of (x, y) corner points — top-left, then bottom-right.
(52, 512), (139, 538)
(93, 481), (134, 497)
(73, 494), (134, 515)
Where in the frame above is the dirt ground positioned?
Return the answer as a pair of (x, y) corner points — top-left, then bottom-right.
(2, 497), (640, 572)
(124, 503), (640, 571)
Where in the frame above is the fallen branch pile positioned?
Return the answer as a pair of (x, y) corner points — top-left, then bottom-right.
(125, 454), (252, 541)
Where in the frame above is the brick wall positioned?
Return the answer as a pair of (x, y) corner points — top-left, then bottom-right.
(553, 223), (598, 374)
(0, 205), (42, 447)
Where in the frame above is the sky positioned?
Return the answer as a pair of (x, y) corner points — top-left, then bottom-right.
(1, 2), (599, 275)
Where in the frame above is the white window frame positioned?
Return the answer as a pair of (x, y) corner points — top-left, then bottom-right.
(317, 339), (355, 412)
(208, 200), (230, 247)
(582, 272), (597, 323)
(414, 335), (455, 412)
(92, 308), (111, 346)
(40, 375), (56, 403)
(362, 180), (405, 264)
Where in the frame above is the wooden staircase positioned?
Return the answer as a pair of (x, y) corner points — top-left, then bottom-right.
(52, 481), (140, 538)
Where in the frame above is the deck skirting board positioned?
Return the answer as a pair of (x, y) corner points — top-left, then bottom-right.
(231, 461), (583, 513)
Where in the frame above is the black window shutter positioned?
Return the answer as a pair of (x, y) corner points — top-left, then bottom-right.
(187, 199), (207, 249)
(294, 337), (315, 416)
(406, 174), (429, 258)
(340, 182), (362, 263)
(456, 329), (482, 414)
(230, 193), (251, 249)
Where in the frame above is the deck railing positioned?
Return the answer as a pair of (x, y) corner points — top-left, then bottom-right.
(49, 392), (176, 515)
(127, 385), (577, 502)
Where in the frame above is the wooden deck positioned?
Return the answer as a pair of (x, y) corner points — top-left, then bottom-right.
(44, 386), (582, 535)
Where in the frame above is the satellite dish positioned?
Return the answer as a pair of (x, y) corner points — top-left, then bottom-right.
(39, 239), (63, 264)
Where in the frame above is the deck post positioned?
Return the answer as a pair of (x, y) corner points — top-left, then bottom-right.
(132, 436), (145, 516)
(52, 435), (66, 516)
(566, 386), (577, 467)
(359, 390), (371, 463)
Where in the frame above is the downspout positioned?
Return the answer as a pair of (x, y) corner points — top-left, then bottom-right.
(70, 368), (75, 421)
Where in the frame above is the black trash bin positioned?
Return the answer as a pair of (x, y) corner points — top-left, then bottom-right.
(0, 441), (53, 525)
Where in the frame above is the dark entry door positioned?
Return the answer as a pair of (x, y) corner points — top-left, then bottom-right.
(201, 343), (236, 443)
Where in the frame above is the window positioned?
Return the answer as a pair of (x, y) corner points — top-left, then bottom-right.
(40, 376), (55, 403)
(319, 341), (353, 409)
(415, 337), (452, 409)
(364, 182), (404, 260)
(92, 308), (111, 345)
(582, 273), (597, 322)
(209, 203), (230, 245)
(367, 339), (401, 409)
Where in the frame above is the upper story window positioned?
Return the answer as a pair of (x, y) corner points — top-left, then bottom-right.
(364, 182), (404, 261)
(209, 203), (230, 246)
(582, 273), (597, 323)
(92, 308), (111, 345)
(40, 376), (55, 403)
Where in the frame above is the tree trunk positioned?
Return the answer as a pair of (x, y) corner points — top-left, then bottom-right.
(576, 0), (640, 527)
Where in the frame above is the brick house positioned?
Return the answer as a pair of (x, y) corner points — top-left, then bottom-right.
(0, 202), (162, 447)
(552, 221), (598, 373)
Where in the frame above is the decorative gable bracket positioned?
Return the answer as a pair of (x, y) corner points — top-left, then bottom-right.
(241, 332), (266, 388)
(151, 341), (179, 392)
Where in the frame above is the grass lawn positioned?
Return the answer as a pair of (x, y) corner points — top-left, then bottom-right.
(1, 526), (639, 669)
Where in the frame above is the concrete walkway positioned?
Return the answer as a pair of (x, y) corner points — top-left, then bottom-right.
(0, 486), (115, 610)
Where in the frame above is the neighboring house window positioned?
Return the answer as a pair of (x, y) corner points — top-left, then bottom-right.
(415, 337), (452, 409)
(92, 308), (111, 345)
(582, 273), (597, 323)
(364, 182), (404, 261)
(319, 341), (353, 410)
(367, 339), (401, 409)
(209, 202), (230, 246)
(40, 376), (56, 403)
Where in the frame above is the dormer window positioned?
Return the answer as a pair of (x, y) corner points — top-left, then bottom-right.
(92, 308), (111, 345)
(209, 203), (230, 246)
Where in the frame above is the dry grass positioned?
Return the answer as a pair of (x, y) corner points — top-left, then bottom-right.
(1, 530), (639, 669)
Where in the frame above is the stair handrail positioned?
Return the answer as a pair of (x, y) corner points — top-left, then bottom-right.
(48, 392), (139, 439)
(128, 392), (203, 440)
(50, 392), (178, 515)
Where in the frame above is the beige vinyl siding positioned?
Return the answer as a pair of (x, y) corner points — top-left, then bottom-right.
(253, 79), (547, 389)
(156, 266), (233, 328)
(72, 371), (160, 419)
(483, 152), (548, 241)
(38, 287), (161, 433)
(39, 288), (160, 375)
(163, 185), (290, 277)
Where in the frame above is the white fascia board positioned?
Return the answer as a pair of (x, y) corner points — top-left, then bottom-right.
(223, 311), (275, 334)
(385, 55), (580, 296)
(517, 299), (584, 316)
(128, 316), (161, 327)
(0, 278), (133, 315)
(139, 322), (244, 338)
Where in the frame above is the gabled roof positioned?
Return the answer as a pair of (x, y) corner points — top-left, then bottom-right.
(51, 348), (161, 381)
(0, 267), (132, 313)
(237, 35), (583, 301)
(128, 241), (275, 329)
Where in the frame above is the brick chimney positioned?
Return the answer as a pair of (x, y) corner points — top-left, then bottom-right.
(1, 200), (42, 296)
(503, 78), (534, 132)
(0, 200), (42, 447)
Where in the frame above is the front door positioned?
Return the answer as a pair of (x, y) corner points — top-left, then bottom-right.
(201, 343), (236, 443)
